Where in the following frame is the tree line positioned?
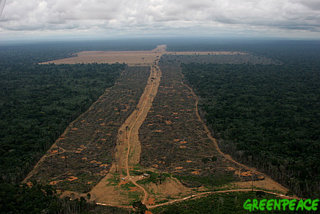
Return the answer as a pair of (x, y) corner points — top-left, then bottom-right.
(182, 52), (320, 198)
(0, 45), (127, 213)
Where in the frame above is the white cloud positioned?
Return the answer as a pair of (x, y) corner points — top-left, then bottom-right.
(0, 0), (319, 40)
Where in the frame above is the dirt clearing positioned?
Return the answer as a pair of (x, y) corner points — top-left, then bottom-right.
(40, 44), (249, 66)
(41, 45), (167, 66)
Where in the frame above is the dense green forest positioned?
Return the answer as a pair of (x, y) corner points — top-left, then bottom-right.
(0, 63), (125, 183)
(152, 191), (283, 214)
(0, 183), (93, 214)
(0, 183), (129, 214)
(0, 39), (162, 64)
(0, 41), (160, 213)
(182, 49), (320, 198)
(0, 44), (127, 213)
(1, 40), (320, 212)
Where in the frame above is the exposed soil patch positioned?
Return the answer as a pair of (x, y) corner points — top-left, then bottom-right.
(41, 45), (167, 66)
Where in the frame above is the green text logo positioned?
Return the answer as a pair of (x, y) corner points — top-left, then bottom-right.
(243, 199), (319, 212)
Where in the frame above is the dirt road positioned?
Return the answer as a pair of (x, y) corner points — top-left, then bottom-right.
(25, 45), (294, 209)
(122, 62), (162, 204)
(148, 188), (297, 209)
(90, 60), (162, 205)
(90, 58), (291, 208)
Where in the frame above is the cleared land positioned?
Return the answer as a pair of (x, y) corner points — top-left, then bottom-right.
(24, 66), (150, 193)
(41, 46), (167, 66)
(138, 55), (289, 205)
(88, 60), (162, 206)
(26, 46), (293, 210)
(40, 45), (251, 66)
(41, 51), (160, 66)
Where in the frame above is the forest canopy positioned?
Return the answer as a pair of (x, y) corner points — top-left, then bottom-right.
(182, 59), (320, 198)
(0, 50), (125, 184)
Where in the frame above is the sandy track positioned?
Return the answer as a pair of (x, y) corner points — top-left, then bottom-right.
(122, 63), (162, 204)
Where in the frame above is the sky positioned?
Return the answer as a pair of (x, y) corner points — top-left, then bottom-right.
(0, 0), (320, 42)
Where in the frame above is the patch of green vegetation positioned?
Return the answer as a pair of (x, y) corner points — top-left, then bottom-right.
(121, 182), (136, 190)
(133, 164), (141, 171)
(130, 170), (143, 176)
(157, 199), (169, 204)
(0, 61), (124, 183)
(150, 188), (155, 195)
(107, 173), (120, 186)
(0, 183), (113, 214)
(129, 148), (135, 159)
(128, 191), (142, 203)
(151, 191), (282, 214)
(137, 171), (171, 185)
(122, 169), (127, 176)
(182, 58), (320, 197)
(174, 172), (235, 189)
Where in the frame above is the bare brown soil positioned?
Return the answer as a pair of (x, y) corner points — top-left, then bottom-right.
(41, 45), (168, 66)
(41, 51), (160, 66)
